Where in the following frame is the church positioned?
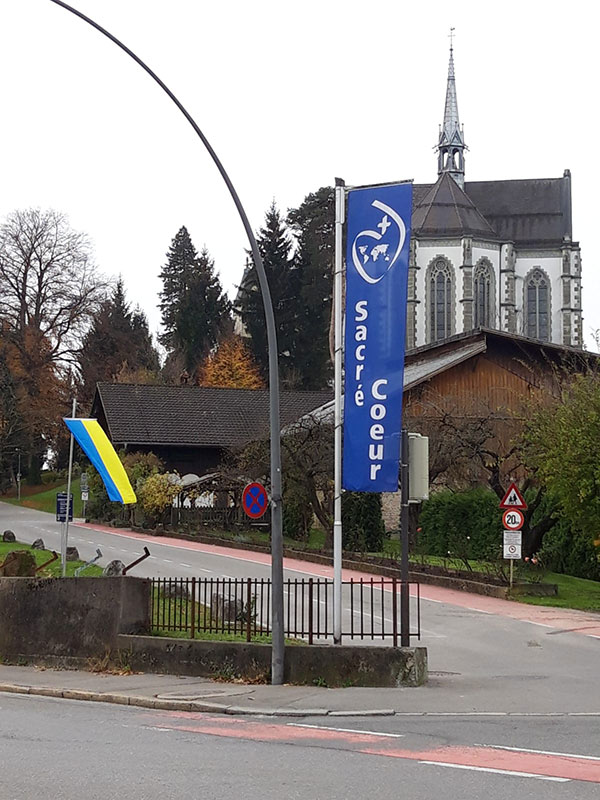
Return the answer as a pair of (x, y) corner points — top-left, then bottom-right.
(406, 43), (582, 350)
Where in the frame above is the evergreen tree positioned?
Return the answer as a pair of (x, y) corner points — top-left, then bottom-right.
(159, 227), (231, 374)
(198, 335), (264, 389)
(79, 279), (159, 404)
(287, 187), (334, 389)
(237, 203), (299, 386)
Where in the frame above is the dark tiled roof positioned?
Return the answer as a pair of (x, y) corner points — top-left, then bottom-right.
(412, 173), (498, 239)
(412, 173), (571, 246)
(93, 383), (333, 448)
(464, 177), (570, 245)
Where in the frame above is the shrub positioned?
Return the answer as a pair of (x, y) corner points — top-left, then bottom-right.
(538, 519), (600, 581)
(283, 491), (312, 541)
(137, 472), (182, 525)
(83, 451), (163, 523)
(342, 492), (385, 552)
(417, 489), (502, 563)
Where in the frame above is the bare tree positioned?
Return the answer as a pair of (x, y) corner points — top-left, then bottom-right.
(0, 208), (107, 365)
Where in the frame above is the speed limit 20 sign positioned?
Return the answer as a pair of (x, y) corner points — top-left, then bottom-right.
(502, 508), (524, 530)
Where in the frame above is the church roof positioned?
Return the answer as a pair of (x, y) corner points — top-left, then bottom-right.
(412, 173), (498, 239)
(411, 171), (573, 246)
(464, 176), (572, 245)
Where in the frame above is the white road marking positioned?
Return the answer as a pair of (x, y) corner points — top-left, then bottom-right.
(476, 744), (600, 761)
(418, 761), (569, 782)
(289, 723), (404, 738)
(179, 563), (192, 568)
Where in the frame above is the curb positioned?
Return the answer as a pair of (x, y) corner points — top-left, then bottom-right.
(0, 683), (391, 717)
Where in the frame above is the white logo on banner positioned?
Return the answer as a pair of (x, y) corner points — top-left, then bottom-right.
(351, 200), (406, 285)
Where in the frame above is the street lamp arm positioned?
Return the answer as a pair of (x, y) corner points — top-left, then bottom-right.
(47, 0), (285, 684)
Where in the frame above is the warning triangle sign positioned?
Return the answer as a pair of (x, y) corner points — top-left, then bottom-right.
(499, 482), (527, 509)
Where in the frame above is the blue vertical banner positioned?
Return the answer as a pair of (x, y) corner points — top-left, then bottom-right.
(343, 182), (412, 492)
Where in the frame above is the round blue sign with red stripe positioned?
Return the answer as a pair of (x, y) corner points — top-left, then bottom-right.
(242, 482), (269, 519)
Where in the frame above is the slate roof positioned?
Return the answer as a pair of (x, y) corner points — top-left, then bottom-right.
(464, 177), (571, 245)
(412, 172), (572, 246)
(412, 173), (498, 239)
(92, 383), (333, 449)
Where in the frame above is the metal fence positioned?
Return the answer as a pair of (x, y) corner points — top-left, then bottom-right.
(151, 576), (420, 645)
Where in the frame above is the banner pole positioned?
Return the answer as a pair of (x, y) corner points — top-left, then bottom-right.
(400, 428), (411, 646)
(333, 178), (345, 645)
(62, 397), (77, 577)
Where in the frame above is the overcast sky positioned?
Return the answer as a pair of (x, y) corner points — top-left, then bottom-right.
(1, 0), (598, 348)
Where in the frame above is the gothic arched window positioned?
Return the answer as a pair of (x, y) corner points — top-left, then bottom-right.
(428, 258), (453, 342)
(474, 260), (494, 329)
(525, 268), (551, 341)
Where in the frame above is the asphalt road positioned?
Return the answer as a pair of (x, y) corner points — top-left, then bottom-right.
(1, 502), (599, 714)
(1, 692), (599, 798)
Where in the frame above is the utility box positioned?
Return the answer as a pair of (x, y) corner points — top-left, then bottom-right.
(408, 433), (429, 502)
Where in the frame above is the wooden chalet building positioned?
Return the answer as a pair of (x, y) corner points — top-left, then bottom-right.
(91, 383), (332, 476)
(309, 328), (597, 528)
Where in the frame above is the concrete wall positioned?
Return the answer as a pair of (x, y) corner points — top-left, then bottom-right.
(117, 635), (428, 688)
(0, 577), (150, 661)
(0, 576), (427, 687)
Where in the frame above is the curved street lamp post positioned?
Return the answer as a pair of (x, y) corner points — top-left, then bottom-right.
(48, 0), (286, 683)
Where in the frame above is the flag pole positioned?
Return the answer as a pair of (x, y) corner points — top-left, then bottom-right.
(62, 397), (77, 576)
(333, 178), (345, 644)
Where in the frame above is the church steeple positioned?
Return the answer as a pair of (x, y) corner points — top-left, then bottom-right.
(436, 30), (467, 188)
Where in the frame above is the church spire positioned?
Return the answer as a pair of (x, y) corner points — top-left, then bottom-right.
(436, 30), (467, 188)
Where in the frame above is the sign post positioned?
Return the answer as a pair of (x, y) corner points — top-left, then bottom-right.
(80, 471), (89, 519)
(499, 483), (527, 589)
(62, 398), (77, 576)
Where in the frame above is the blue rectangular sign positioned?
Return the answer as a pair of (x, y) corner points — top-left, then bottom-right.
(343, 182), (412, 492)
(56, 492), (73, 523)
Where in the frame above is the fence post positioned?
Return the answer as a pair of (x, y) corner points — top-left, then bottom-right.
(392, 577), (398, 648)
(190, 577), (196, 639)
(308, 578), (314, 645)
(246, 578), (252, 643)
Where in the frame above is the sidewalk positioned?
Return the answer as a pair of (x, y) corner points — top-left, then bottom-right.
(2, 661), (600, 718)
(0, 663), (412, 717)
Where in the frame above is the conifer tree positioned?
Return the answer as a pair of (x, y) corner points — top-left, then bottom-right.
(78, 278), (159, 404)
(237, 203), (299, 386)
(197, 336), (264, 389)
(287, 187), (334, 389)
(159, 227), (231, 374)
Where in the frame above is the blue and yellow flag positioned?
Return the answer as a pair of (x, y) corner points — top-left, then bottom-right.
(63, 418), (136, 504)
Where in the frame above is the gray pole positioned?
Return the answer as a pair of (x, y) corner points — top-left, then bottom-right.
(16, 449), (21, 502)
(400, 428), (411, 647)
(49, 0), (285, 683)
(333, 179), (345, 644)
(62, 397), (77, 577)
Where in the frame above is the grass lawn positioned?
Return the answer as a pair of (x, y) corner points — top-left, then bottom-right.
(2, 479), (83, 517)
(0, 540), (102, 577)
(512, 571), (600, 612)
